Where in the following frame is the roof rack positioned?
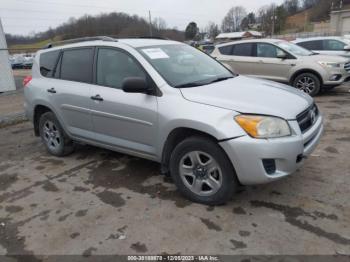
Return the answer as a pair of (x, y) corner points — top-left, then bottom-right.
(45, 36), (117, 49)
(122, 36), (169, 40)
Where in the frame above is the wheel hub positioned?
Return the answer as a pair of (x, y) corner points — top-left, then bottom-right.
(193, 165), (207, 179)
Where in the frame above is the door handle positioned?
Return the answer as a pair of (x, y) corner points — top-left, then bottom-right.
(91, 94), (104, 101)
(47, 88), (56, 94)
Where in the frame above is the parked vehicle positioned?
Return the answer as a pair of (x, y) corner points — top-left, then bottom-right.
(293, 37), (350, 57)
(24, 37), (323, 205)
(211, 39), (350, 96)
(198, 44), (215, 54)
(23, 54), (34, 69)
(10, 55), (24, 69)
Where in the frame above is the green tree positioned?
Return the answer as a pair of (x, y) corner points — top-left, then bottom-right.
(185, 22), (199, 40)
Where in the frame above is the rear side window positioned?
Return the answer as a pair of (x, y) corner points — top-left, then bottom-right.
(297, 40), (323, 50)
(324, 39), (345, 51)
(218, 45), (233, 55)
(232, 43), (254, 57)
(60, 48), (94, 83)
(39, 50), (60, 77)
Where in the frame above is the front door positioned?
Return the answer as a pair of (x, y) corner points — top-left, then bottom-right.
(90, 47), (158, 157)
(253, 43), (294, 83)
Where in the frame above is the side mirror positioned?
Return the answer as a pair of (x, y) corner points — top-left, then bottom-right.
(122, 77), (150, 94)
(344, 45), (350, 51)
(277, 52), (287, 59)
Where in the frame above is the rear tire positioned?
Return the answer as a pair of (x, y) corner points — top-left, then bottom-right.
(39, 112), (74, 157)
(169, 136), (238, 205)
(293, 73), (321, 97)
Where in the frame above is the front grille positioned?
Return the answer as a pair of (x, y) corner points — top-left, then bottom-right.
(296, 104), (319, 133)
(344, 62), (350, 73)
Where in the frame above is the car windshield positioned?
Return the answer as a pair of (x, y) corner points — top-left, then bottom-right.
(276, 41), (314, 56)
(137, 44), (234, 88)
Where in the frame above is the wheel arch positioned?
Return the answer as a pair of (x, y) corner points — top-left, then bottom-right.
(290, 69), (323, 86)
(33, 104), (54, 136)
(160, 127), (220, 175)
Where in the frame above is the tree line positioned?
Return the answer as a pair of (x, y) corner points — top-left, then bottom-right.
(5, 12), (184, 46)
(6, 0), (345, 45)
(185, 0), (344, 40)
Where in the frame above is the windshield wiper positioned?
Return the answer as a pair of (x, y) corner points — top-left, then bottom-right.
(175, 76), (234, 88)
(208, 76), (234, 84)
(175, 82), (206, 88)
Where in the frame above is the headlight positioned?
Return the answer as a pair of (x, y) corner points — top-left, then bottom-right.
(318, 61), (341, 68)
(235, 115), (291, 138)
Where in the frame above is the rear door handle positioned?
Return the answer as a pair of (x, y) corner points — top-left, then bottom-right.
(91, 94), (104, 101)
(47, 88), (56, 94)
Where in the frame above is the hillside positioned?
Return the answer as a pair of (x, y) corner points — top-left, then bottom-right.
(6, 12), (184, 50)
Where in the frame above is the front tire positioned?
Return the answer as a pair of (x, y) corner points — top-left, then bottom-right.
(169, 136), (238, 205)
(39, 112), (74, 157)
(293, 73), (321, 97)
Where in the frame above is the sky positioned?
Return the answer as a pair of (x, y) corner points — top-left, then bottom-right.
(0, 0), (284, 36)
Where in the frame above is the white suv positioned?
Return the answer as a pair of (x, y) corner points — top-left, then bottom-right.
(293, 36), (350, 57)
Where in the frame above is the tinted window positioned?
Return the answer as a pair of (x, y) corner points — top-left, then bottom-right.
(232, 43), (253, 56)
(257, 43), (285, 58)
(298, 40), (323, 50)
(40, 50), (60, 77)
(96, 48), (146, 89)
(324, 39), (345, 51)
(218, 45), (233, 55)
(60, 48), (94, 83)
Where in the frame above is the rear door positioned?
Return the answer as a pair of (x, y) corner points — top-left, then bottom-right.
(89, 47), (158, 158)
(47, 47), (95, 140)
(217, 43), (257, 76)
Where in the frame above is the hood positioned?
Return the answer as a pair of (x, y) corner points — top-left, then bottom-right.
(302, 54), (349, 63)
(180, 76), (313, 119)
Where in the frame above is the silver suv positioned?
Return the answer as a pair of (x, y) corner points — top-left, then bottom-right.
(212, 39), (350, 96)
(24, 37), (324, 205)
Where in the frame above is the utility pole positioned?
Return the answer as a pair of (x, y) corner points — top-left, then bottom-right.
(148, 10), (153, 37)
(271, 5), (276, 37)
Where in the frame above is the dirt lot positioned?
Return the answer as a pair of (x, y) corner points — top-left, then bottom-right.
(0, 85), (349, 258)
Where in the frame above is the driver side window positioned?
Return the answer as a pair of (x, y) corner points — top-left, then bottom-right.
(96, 48), (146, 89)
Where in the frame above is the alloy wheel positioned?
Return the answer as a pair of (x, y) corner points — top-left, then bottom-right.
(296, 76), (316, 94)
(42, 120), (61, 151)
(179, 151), (222, 196)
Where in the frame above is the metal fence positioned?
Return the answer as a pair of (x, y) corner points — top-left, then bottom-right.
(271, 31), (350, 40)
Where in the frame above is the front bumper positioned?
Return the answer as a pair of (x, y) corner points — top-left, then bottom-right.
(220, 114), (324, 185)
(323, 67), (350, 86)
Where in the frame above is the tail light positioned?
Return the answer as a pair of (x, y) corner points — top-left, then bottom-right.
(23, 76), (32, 87)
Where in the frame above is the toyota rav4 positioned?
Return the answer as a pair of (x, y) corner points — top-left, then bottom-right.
(24, 37), (324, 205)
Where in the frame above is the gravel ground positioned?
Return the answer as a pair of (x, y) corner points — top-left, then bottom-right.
(0, 85), (349, 259)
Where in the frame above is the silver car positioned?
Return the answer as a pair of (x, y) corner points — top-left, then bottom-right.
(212, 39), (350, 96)
(24, 37), (324, 205)
(293, 36), (350, 57)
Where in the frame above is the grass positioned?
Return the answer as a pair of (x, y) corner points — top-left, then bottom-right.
(9, 36), (62, 52)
